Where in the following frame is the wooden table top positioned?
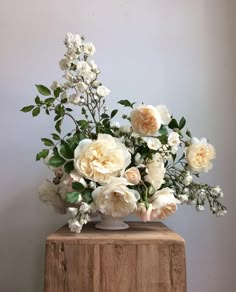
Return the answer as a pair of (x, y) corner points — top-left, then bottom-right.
(47, 221), (185, 245)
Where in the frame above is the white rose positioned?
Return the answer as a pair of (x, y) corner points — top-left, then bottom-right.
(144, 153), (165, 190)
(156, 105), (171, 125)
(77, 82), (88, 93)
(186, 137), (216, 173)
(168, 132), (180, 147)
(149, 187), (180, 220)
(59, 58), (71, 70)
(89, 60), (99, 73)
(97, 85), (110, 97)
(92, 177), (140, 217)
(38, 180), (65, 214)
(120, 125), (131, 133)
(130, 105), (162, 136)
(74, 134), (131, 184)
(144, 137), (162, 150)
(50, 81), (61, 91)
(183, 174), (193, 186)
(68, 218), (82, 233)
(82, 42), (96, 56)
(69, 94), (81, 105)
(77, 61), (91, 74)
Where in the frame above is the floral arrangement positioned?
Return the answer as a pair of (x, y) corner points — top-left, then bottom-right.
(21, 33), (227, 233)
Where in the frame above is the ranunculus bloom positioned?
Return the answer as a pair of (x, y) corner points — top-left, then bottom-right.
(144, 153), (165, 190)
(149, 188), (180, 220)
(92, 177), (140, 217)
(74, 134), (131, 184)
(124, 167), (141, 185)
(130, 105), (162, 136)
(186, 138), (216, 173)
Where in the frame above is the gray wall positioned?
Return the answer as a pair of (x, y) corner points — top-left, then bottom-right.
(0, 1), (235, 291)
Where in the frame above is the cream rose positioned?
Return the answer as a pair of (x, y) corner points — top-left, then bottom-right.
(144, 153), (165, 190)
(92, 177), (140, 217)
(186, 138), (216, 173)
(144, 137), (162, 150)
(124, 167), (141, 185)
(74, 134), (131, 184)
(149, 188), (180, 220)
(130, 105), (162, 136)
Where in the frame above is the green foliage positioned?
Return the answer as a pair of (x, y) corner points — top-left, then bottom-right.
(66, 192), (80, 203)
(48, 155), (65, 167)
(36, 149), (49, 161)
(111, 109), (118, 118)
(36, 84), (51, 96)
(60, 140), (74, 159)
(51, 133), (60, 140)
(118, 99), (135, 108)
(72, 182), (85, 191)
(64, 161), (74, 173)
(168, 118), (179, 129)
(32, 107), (40, 117)
(21, 105), (34, 112)
(179, 117), (186, 130)
(41, 138), (54, 147)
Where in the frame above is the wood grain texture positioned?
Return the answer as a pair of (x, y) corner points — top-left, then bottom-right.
(44, 222), (186, 292)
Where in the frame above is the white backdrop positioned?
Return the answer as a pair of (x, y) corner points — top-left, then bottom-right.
(0, 0), (235, 291)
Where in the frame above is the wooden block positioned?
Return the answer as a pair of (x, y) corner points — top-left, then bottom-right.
(44, 222), (186, 292)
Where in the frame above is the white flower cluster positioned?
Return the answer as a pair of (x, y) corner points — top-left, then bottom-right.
(54, 33), (110, 106)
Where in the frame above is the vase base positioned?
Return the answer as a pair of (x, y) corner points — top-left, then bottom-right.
(95, 215), (129, 230)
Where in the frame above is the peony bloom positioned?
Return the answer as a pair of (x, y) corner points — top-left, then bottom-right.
(74, 134), (131, 184)
(144, 153), (165, 190)
(149, 188), (180, 220)
(92, 177), (140, 217)
(186, 138), (216, 173)
(130, 105), (161, 136)
(124, 167), (141, 185)
(136, 202), (152, 222)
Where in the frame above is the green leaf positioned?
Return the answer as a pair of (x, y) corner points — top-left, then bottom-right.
(179, 117), (186, 130)
(45, 109), (50, 115)
(32, 107), (40, 117)
(83, 189), (93, 203)
(36, 149), (49, 161)
(66, 192), (80, 204)
(64, 161), (74, 174)
(159, 125), (168, 135)
(36, 84), (51, 96)
(168, 118), (179, 129)
(20, 105), (34, 112)
(45, 97), (55, 105)
(55, 119), (62, 133)
(51, 133), (60, 140)
(111, 109), (118, 118)
(72, 182), (85, 191)
(158, 134), (168, 144)
(118, 99), (135, 108)
(48, 156), (65, 167)
(54, 87), (61, 98)
(35, 96), (40, 105)
(186, 129), (192, 138)
(41, 138), (54, 147)
(60, 140), (74, 159)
